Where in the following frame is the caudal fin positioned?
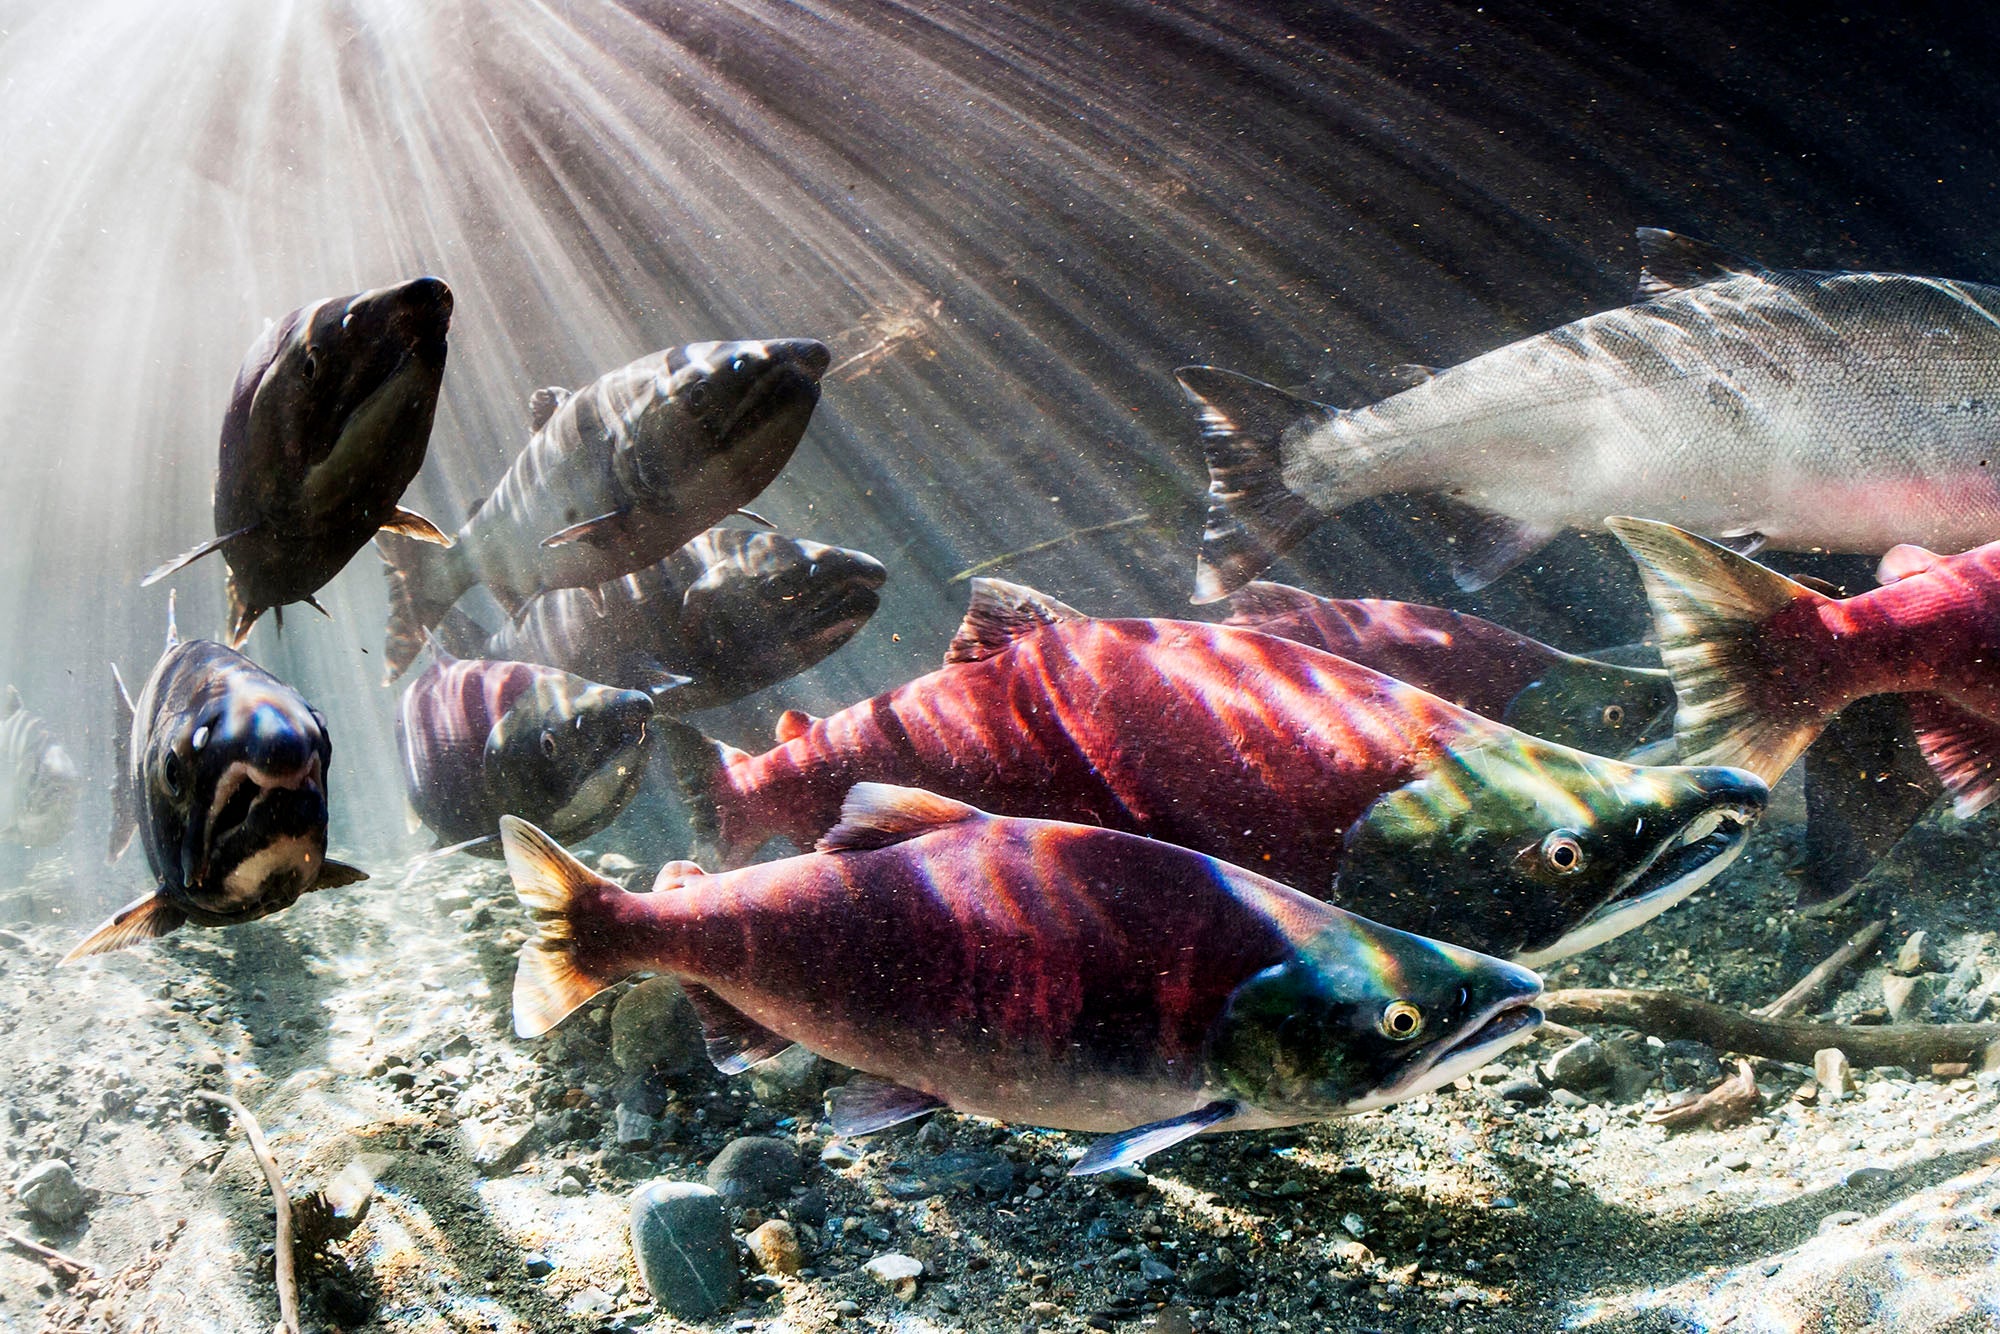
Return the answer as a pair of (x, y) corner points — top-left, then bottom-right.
(500, 815), (624, 1038)
(379, 531), (463, 683)
(1175, 367), (1331, 604)
(1608, 516), (1834, 782)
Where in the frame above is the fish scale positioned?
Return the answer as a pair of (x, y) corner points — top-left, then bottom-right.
(1183, 230), (2000, 601)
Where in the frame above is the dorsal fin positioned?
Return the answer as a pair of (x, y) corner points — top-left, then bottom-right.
(1634, 228), (1764, 299)
(529, 386), (571, 432)
(164, 589), (180, 650)
(1223, 581), (1327, 626)
(944, 578), (1085, 665)
(423, 628), (459, 666)
(816, 783), (982, 853)
(2, 685), (19, 719)
(1877, 544), (1943, 585)
(774, 709), (818, 745)
(1387, 363), (1442, 388)
(649, 859), (708, 892)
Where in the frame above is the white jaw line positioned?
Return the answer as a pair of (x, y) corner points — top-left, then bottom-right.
(1515, 823), (1747, 969)
(206, 752), (324, 834)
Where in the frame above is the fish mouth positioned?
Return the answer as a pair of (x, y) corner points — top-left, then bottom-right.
(1382, 995), (1545, 1104)
(197, 753), (327, 908)
(717, 339), (830, 440)
(1515, 802), (1759, 968)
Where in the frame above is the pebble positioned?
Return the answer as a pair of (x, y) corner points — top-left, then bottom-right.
(14, 1159), (85, 1225)
(745, 1044), (828, 1108)
(1818, 1210), (1867, 1233)
(1545, 1037), (1610, 1091)
(820, 1141), (862, 1168)
(630, 1180), (739, 1318)
(1815, 1048), (1855, 1103)
(1139, 1255), (1176, 1283)
(863, 1251), (924, 1298)
(1846, 1166), (1897, 1189)
(1181, 1260), (1244, 1297)
(746, 1218), (803, 1275)
(522, 1252), (555, 1278)
(1498, 1079), (1549, 1107)
(833, 1299), (862, 1317)
(1340, 1212), (1367, 1239)
(615, 1104), (656, 1148)
(1891, 930), (1940, 976)
(609, 978), (705, 1075)
(1883, 973), (1936, 1024)
(566, 1287), (614, 1316)
(705, 1136), (802, 1207)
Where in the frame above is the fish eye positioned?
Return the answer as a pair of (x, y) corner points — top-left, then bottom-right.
(1541, 829), (1585, 874)
(162, 752), (184, 797)
(686, 382), (712, 413)
(1601, 703), (1626, 728)
(302, 349), (319, 382)
(540, 731), (558, 759)
(1378, 1000), (1425, 1041)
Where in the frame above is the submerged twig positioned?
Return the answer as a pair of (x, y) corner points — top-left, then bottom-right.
(2, 1228), (95, 1278)
(1541, 987), (2000, 1068)
(192, 1091), (299, 1334)
(1755, 920), (1884, 1020)
(947, 513), (1150, 583)
(1645, 1058), (1761, 1131)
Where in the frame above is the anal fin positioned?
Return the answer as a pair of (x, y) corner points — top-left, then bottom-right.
(1069, 1100), (1237, 1176)
(1799, 695), (1939, 913)
(60, 891), (188, 964)
(1432, 497), (1557, 592)
(1909, 695), (2000, 818)
(682, 982), (794, 1074)
(827, 1075), (946, 1136)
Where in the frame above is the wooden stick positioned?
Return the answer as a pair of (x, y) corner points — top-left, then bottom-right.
(193, 1091), (300, 1334)
(1755, 920), (1885, 1020)
(2, 1228), (95, 1278)
(1542, 987), (2000, 1068)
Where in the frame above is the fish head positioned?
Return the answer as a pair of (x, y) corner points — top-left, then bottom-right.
(222, 276), (452, 517)
(147, 657), (335, 922)
(629, 338), (830, 495)
(680, 531), (888, 662)
(1337, 733), (1768, 964)
(1211, 919), (1543, 1116)
(1500, 661), (1677, 756)
(13, 739), (81, 847)
(485, 674), (655, 839)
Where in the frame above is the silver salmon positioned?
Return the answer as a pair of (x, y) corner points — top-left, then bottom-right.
(1180, 229), (2000, 600)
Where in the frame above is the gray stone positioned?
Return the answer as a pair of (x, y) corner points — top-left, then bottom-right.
(820, 1141), (861, 1168)
(1891, 930), (1939, 976)
(14, 1159), (84, 1225)
(630, 1180), (739, 1318)
(1498, 1079), (1549, 1106)
(705, 1136), (801, 1208)
(1544, 1037), (1611, 1091)
(1883, 972), (1936, 1023)
(746, 1044), (829, 1109)
(610, 978), (705, 1075)
(1181, 1260), (1244, 1297)
(1814, 1048), (1855, 1102)
(615, 1104), (656, 1148)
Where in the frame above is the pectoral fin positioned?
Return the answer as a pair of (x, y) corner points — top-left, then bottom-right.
(542, 510), (633, 550)
(314, 858), (371, 889)
(60, 891), (189, 964)
(827, 1076), (946, 1136)
(140, 524), (258, 588)
(1069, 1100), (1238, 1175)
(379, 508), (454, 547)
(734, 507), (775, 529)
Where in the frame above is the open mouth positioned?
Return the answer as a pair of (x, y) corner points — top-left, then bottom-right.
(200, 754), (326, 901)
(1515, 803), (1758, 968)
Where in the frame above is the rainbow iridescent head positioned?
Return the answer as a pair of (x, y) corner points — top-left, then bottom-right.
(1337, 732), (1767, 965)
(1209, 917), (1543, 1116)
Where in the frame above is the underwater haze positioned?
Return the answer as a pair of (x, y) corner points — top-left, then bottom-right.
(8, 2), (2000, 1332)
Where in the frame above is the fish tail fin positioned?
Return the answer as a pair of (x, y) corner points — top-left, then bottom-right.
(107, 664), (138, 864)
(1608, 516), (1833, 781)
(1174, 367), (1335, 603)
(500, 815), (626, 1038)
(379, 532), (464, 683)
(656, 717), (753, 866)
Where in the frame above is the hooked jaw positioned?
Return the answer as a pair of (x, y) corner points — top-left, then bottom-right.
(1513, 765), (1765, 968)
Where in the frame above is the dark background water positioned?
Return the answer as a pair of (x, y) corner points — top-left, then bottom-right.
(2, 0), (1997, 870)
